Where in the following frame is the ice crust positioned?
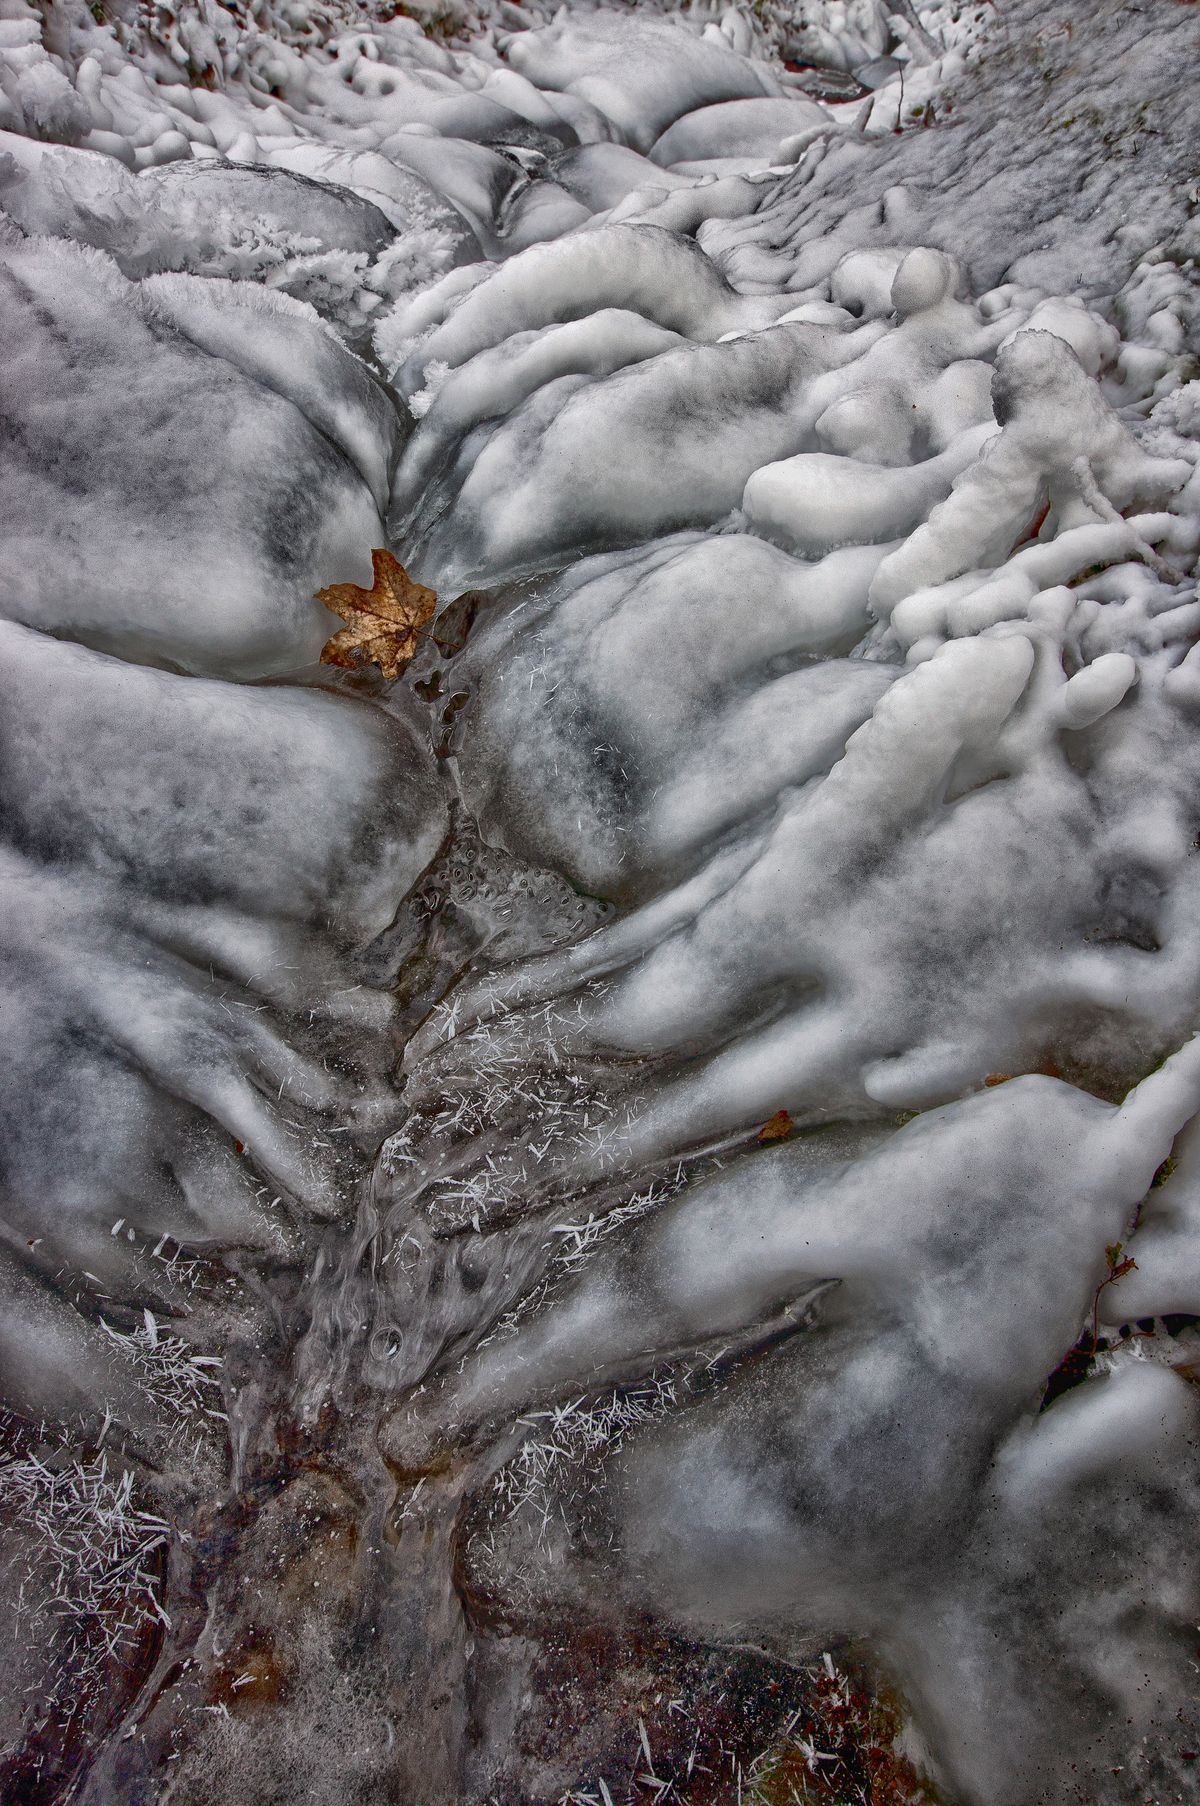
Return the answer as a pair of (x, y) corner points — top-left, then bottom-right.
(2, 0), (1200, 1799)
(444, 1048), (1200, 1806)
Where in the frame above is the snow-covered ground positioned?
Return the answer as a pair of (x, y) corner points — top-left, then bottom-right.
(2, 1), (1200, 1801)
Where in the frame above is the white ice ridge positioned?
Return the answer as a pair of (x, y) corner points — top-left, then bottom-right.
(2, 0), (1200, 1799)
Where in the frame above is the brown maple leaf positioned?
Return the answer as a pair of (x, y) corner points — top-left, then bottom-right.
(758, 1109), (794, 1142)
(316, 548), (437, 679)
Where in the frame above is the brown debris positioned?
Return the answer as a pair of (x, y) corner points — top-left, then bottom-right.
(317, 548), (437, 679)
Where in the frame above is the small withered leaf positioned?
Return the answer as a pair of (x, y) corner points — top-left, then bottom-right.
(1105, 1241), (1137, 1280)
(758, 1109), (794, 1142)
(317, 548), (438, 679)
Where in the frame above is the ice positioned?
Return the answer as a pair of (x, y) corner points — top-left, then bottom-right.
(0, 1246), (154, 1425)
(443, 1044), (1200, 1429)
(0, 616), (445, 1303)
(647, 93), (827, 165)
(1109, 1111), (1200, 1320)
(390, 309), (688, 524)
(551, 140), (692, 210)
(411, 1053), (1200, 1806)
(871, 328), (1193, 625)
(264, 141), (481, 263)
(502, 9), (778, 151)
(744, 420), (996, 555)
(399, 311), (897, 589)
(388, 221), (790, 395)
(2, 0), (1200, 1799)
(0, 233), (398, 675)
(0, 620), (442, 933)
(0, 135), (401, 279)
(412, 616), (1200, 1241)
(454, 531), (891, 891)
(775, 0), (892, 73)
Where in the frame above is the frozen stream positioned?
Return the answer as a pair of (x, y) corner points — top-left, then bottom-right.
(2, 0), (1200, 1801)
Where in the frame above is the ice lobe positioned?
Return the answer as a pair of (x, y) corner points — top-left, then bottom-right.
(390, 222), (790, 396)
(1108, 1109), (1200, 1320)
(744, 420), (996, 556)
(399, 1044), (1200, 1802)
(551, 139), (693, 212)
(401, 312), (887, 590)
(448, 1045), (1200, 1435)
(420, 605), (1200, 1261)
(390, 308), (688, 524)
(871, 327), (1193, 623)
(0, 134), (397, 273)
(503, 9), (778, 152)
(399, 240), (1157, 595)
(0, 50), (456, 1443)
(647, 94), (827, 166)
(0, 621), (441, 935)
(263, 140), (483, 254)
(0, 234), (398, 676)
(427, 1053), (1200, 1806)
(454, 531), (891, 894)
(0, 618), (446, 1318)
(610, 1056), (1200, 1806)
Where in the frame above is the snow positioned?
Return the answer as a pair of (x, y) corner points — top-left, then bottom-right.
(2, 0), (1200, 1798)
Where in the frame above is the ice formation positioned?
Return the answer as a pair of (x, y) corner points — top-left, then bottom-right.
(2, 0), (1200, 1801)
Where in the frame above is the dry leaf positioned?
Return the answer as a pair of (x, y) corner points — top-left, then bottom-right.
(1104, 1241), (1137, 1280)
(317, 548), (437, 679)
(758, 1109), (794, 1142)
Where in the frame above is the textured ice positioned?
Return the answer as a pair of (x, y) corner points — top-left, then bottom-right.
(0, 618), (445, 1314)
(502, 9), (778, 151)
(454, 531), (891, 892)
(2, 0), (1200, 1800)
(0, 234), (399, 674)
(647, 93), (827, 165)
